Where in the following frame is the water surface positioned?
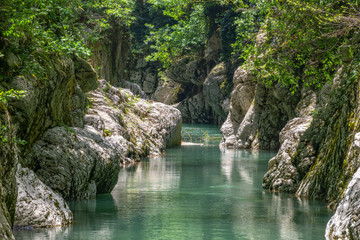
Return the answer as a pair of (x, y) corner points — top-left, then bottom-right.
(14, 124), (332, 239)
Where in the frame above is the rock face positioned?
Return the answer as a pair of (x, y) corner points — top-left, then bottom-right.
(262, 90), (316, 192)
(326, 154), (360, 239)
(293, 65), (360, 205)
(223, 51), (360, 235)
(91, 20), (131, 87)
(31, 80), (182, 201)
(8, 55), (98, 157)
(0, 106), (18, 240)
(174, 62), (231, 124)
(220, 64), (299, 150)
(3, 45), (182, 230)
(128, 30), (230, 125)
(228, 60), (360, 206)
(14, 165), (73, 228)
(220, 65), (256, 148)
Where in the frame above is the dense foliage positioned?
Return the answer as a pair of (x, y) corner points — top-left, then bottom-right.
(139, 0), (360, 91)
(0, 0), (134, 82)
(242, 0), (360, 91)
(1, 0), (359, 94)
(139, 0), (248, 68)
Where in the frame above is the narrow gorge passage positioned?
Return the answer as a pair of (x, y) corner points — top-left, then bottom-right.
(14, 124), (333, 240)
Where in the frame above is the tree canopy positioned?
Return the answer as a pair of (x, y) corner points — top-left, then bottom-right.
(1, 0), (359, 93)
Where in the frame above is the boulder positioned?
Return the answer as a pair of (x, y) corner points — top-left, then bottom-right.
(153, 78), (181, 105)
(14, 165), (73, 228)
(33, 126), (121, 200)
(31, 80), (182, 200)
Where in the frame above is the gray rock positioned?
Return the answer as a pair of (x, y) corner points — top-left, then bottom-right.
(14, 165), (73, 228)
(326, 163), (360, 239)
(73, 56), (98, 92)
(262, 116), (313, 192)
(33, 126), (121, 200)
(219, 65), (257, 149)
(153, 78), (181, 105)
(175, 93), (212, 124)
(203, 63), (230, 124)
(262, 89), (316, 192)
(205, 30), (222, 70)
(124, 81), (148, 99)
(8, 56), (96, 156)
(142, 70), (157, 94)
(166, 57), (207, 86)
(31, 80), (182, 201)
(0, 107), (18, 240)
(91, 22), (131, 87)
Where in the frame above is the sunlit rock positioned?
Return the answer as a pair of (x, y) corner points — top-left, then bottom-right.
(325, 133), (360, 240)
(14, 165), (73, 228)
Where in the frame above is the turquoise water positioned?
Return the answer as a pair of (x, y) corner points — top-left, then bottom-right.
(14, 124), (332, 240)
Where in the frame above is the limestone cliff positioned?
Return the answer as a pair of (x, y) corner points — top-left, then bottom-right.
(0, 43), (181, 236)
(221, 33), (360, 239)
(0, 106), (18, 240)
(128, 31), (232, 125)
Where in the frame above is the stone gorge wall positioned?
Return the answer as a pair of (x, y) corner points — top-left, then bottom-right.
(0, 27), (182, 237)
(0, 106), (18, 240)
(127, 30), (232, 125)
(220, 64), (301, 150)
(221, 36), (360, 239)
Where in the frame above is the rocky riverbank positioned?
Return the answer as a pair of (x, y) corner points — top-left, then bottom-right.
(219, 32), (360, 239)
(0, 46), (181, 238)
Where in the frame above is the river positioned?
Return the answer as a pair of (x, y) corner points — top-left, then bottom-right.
(14, 124), (332, 240)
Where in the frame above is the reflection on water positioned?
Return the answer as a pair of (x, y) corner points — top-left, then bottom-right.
(14, 124), (332, 240)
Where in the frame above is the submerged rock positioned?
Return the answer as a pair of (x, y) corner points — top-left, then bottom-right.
(14, 165), (73, 228)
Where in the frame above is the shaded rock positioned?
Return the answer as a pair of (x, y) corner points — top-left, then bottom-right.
(175, 93), (212, 124)
(205, 30), (222, 71)
(0, 106), (18, 240)
(153, 78), (181, 105)
(73, 56), (98, 92)
(294, 65), (360, 204)
(124, 81), (148, 99)
(203, 63), (230, 125)
(33, 126), (121, 200)
(14, 165), (73, 228)
(91, 20), (131, 86)
(142, 69), (157, 94)
(262, 89), (316, 192)
(166, 57), (207, 86)
(8, 55), (96, 159)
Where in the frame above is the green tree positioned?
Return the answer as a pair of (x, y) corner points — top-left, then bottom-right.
(238, 0), (360, 92)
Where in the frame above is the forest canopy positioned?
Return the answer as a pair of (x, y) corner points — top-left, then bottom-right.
(1, 0), (360, 92)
